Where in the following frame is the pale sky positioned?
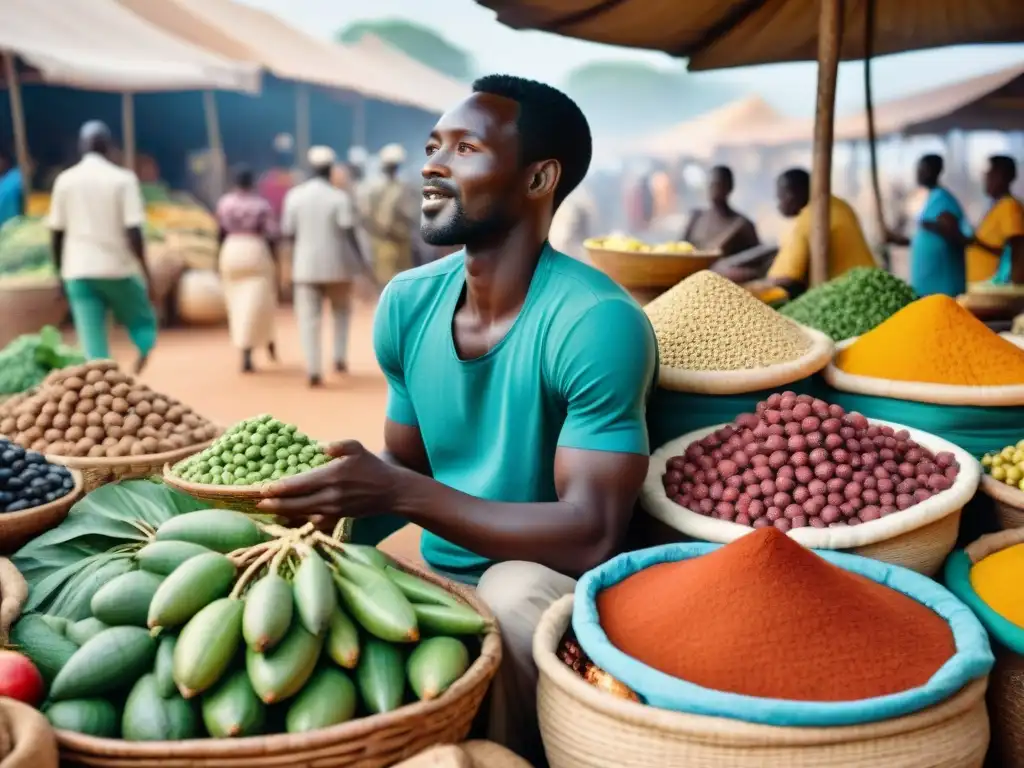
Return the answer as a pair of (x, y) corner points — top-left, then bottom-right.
(238, 0), (1024, 116)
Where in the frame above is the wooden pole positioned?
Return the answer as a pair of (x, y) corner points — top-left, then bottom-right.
(3, 53), (31, 208)
(810, 0), (845, 287)
(863, 0), (887, 269)
(121, 92), (136, 173)
(202, 90), (226, 199)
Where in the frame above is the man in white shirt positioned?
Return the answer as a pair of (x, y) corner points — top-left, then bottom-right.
(282, 146), (373, 387)
(48, 122), (157, 373)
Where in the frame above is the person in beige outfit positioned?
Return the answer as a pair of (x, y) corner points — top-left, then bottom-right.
(282, 147), (373, 387)
(367, 143), (418, 284)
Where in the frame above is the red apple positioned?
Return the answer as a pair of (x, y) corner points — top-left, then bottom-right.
(0, 651), (45, 707)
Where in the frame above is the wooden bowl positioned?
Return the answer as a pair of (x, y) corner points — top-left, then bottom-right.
(585, 246), (720, 290)
(0, 465), (84, 554)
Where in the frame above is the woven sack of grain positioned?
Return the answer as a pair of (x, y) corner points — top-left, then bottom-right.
(644, 271), (833, 442)
(641, 418), (979, 575)
(821, 297), (1024, 459)
(176, 269), (227, 326)
(535, 594), (990, 768)
(945, 528), (1024, 767)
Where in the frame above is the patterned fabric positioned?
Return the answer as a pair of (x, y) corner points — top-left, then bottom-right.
(216, 190), (277, 238)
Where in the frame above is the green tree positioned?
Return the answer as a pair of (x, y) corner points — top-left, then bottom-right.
(337, 19), (475, 82)
(561, 61), (741, 138)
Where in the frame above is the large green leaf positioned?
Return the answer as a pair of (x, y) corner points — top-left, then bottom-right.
(12, 480), (209, 609)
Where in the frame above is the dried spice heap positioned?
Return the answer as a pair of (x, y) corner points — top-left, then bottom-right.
(645, 270), (812, 371)
(598, 528), (956, 702)
(836, 294), (1024, 386)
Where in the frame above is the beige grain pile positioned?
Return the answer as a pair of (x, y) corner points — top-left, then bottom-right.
(645, 271), (812, 371)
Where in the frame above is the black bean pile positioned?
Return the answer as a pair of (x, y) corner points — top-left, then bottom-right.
(0, 437), (75, 513)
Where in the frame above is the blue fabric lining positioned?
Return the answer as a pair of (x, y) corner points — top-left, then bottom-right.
(573, 542), (994, 727)
(944, 548), (1024, 655)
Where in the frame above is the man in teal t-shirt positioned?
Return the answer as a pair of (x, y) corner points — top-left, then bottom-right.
(260, 74), (658, 762)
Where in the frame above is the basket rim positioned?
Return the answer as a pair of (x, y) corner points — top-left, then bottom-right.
(655, 324), (834, 395)
(824, 336), (1024, 406)
(162, 464), (268, 501)
(46, 434), (220, 470)
(584, 242), (722, 260)
(55, 555), (503, 758)
(980, 473), (1024, 509)
(945, 537), (1024, 655)
(534, 594), (988, 745)
(0, 463), (83, 528)
(641, 418), (980, 550)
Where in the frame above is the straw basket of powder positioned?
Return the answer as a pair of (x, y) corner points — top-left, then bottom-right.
(946, 528), (1024, 767)
(535, 594), (990, 768)
(584, 239), (720, 304)
(641, 418), (980, 576)
(55, 557), (502, 768)
(0, 362), (220, 492)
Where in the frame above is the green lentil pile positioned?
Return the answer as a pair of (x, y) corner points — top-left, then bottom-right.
(172, 415), (329, 485)
(779, 267), (917, 342)
(645, 270), (813, 371)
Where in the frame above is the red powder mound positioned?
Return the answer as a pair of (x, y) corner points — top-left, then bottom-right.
(597, 528), (956, 702)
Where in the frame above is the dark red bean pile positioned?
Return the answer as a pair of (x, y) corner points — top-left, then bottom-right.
(662, 392), (960, 531)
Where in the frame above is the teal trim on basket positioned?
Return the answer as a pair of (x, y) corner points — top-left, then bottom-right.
(573, 542), (994, 728)
(944, 548), (1024, 655)
(817, 379), (1024, 459)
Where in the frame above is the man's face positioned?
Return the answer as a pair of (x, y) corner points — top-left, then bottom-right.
(916, 159), (938, 188)
(708, 171), (730, 207)
(420, 93), (528, 247)
(776, 179), (804, 218)
(0, 156), (11, 175)
(984, 164), (1004, 198)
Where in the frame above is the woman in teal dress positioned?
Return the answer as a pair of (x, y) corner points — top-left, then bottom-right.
(887, 155), (969, 297)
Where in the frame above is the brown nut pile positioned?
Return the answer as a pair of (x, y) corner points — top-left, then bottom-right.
(644, 270), (813, 371)
(557, 631), (639, 702)
(662, 391), (961, 530)
(0, 361), (217, 458)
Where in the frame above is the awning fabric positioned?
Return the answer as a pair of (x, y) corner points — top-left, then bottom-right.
(0, 0), (259, 92)
(120, 0), (468, 112)
(631, 96), (783, 158)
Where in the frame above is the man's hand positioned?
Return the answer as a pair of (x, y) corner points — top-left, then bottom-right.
(256, 440), (396, 518)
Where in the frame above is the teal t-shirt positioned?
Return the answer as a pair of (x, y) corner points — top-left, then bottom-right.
(373, 243), (659, 579)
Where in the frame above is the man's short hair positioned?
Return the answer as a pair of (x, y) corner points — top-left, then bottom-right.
(779, 168), (810, 194)
(710, 165), (734, 186)
(920, 154), (944, 175)
(471, 74), (592, 208)
(991, 155), (1018, 182)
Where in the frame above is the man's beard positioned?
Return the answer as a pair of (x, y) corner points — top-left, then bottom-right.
(421, 197), (512, 248)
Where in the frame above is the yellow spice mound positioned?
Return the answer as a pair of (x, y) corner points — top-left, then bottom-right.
(644, 270), (813, 371)
(836, 294), (1024, 386)
(970, 542), (1024, 628)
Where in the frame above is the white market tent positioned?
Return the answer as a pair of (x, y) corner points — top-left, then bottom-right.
(0, 0), (260, 195)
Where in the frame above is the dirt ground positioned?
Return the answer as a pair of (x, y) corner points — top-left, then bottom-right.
(103, 298), (389, 451)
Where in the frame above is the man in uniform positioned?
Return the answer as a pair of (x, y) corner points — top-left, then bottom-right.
(367, 143), (417, 284)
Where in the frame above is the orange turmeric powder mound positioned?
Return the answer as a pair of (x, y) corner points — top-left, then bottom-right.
(835, 294), (1024, 386)
(597, 528), (955, 702)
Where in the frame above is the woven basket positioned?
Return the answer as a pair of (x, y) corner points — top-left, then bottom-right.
(585, 245), (720, 290)
(824, 337), (1024, 407)
(980, 474), (1024, 530)
(0, 465), (84, 554)
(161, 466), (267, 513)
(0, 557), (29, 645)
(535, 595), (989, 768)
(0, 281), (68, 349)
(946, 528), (1024, 768)
(49, 439), (218, 493)
(641, 419), (980, 576)
(56, 556), (502, 768)
(657, 325), (834, 395)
